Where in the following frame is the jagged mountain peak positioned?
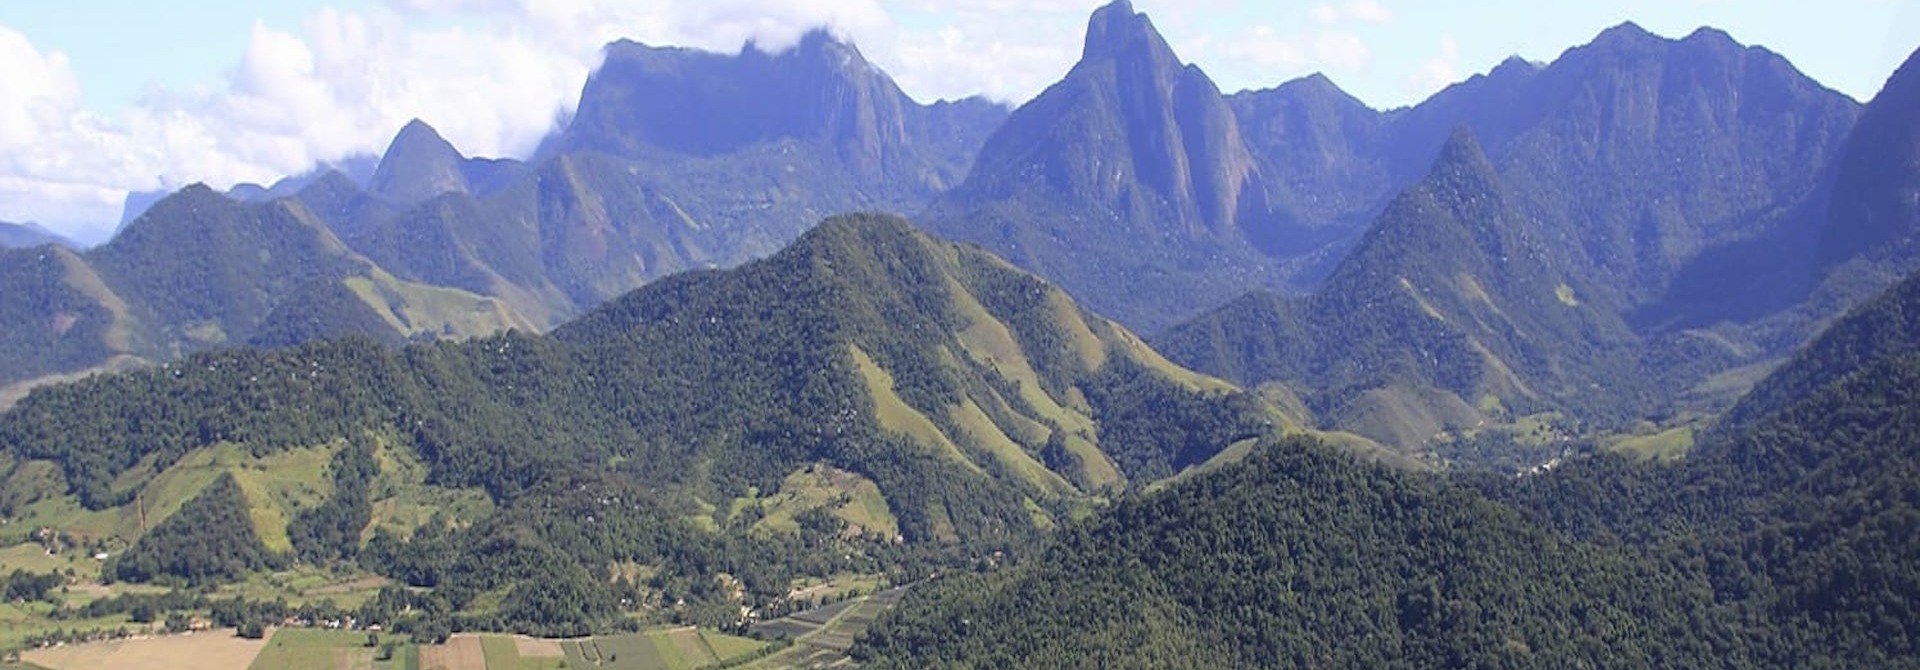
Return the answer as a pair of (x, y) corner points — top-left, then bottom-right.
(784, 28), (868, 65)
(385, 119), (456, 156)
(1432, 125), (1493, 175)
(1278, 72), (1345, 96)
(1681, 25), (1739, 47)
(1591, 20), (1660, 48)
(368, 118), (470, 205)
(1081, 0), (1172, 62)
(964, 0), (1254, 216)
(559, 27), (943, 179)
(1489, 55), (1541, 77)
(920, 0), (1282, 331)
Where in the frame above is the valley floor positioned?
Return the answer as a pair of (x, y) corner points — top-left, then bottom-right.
(2, 585), (908, 670)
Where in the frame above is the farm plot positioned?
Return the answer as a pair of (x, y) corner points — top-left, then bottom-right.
(559, 628), (763, 670)
(20, 631), (267, 670)
(418, 635), (486, 670)
(250, 628), (381, 670)
(477, 635), (565, 670)
(739, 585), (912, 669)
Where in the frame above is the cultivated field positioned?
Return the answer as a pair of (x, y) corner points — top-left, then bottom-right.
(20, 630), (267, 670)
(249, 628), (387, 670)
(418, 634), (484, 670)
(559, 627), (764, 670)
(741, 586), (910, 669)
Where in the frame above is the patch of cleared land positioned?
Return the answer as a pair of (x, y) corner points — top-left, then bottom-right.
(0, 599), (143, 652)
(0, 542), (87, 575)
(418, 634), (486, 670)
(475, 635), (564, 670)
(5, 442), (336, 554)
(21, 630), (266, 670)
(1607, 425), (1696, 463)
(250, 628), (393, 670)
(212, 569), (390, 611)
(511, 636), (565, 661)
(950, 399), (1075, 497)
(560, 627), (764, 670)
(732, 466), (898, 539)
(742, 586), (910, 669)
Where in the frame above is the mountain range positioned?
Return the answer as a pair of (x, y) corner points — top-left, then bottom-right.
(2, 1), (1906, 459)
(2, 2), (1920, 664)
(924, 3), (1859, 334)
(0, 30), (1006, 399)
(1155, 19), (1919, 448)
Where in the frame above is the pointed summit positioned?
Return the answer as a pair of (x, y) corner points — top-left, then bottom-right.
(1437, 125), (1486, 163)
(368, 119), (470, 205)
(1325, 124), (1525, 293)
(789, 28), (868, 70)
(1081, 0), (1171, 62)
(1277, 72), (1350, 100)
(1591, 21), (1659, 49)
(922, 0), (1275, 330)
(1428, 125), (1497, 183)
(386, 119), (458, 158)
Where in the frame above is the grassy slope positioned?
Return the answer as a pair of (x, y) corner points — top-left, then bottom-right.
(344, 269), (537, 341)
(740, 465), (900, 538)
(849, 344), (982, 475)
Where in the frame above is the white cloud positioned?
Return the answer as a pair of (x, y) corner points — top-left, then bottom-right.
(1313, 0), (1394, 25)
(1212, 16), (1372, 87)
(1223, 25), (1307, 71)
(0, 26), (150, 241)
(0, 6), (619, 242)
(1406, 35), (1461, 98)
(1341, 0), (1395, 24)
(1313, 31), (1371, 71)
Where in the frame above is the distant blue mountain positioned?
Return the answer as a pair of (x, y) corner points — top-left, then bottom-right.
(0, 221), (76, 250)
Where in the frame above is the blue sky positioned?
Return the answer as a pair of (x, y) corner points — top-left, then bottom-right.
(1, 0), (1916, 242)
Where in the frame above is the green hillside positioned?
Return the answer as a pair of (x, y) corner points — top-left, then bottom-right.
(0, 183), (538, 402)
(0, 245), (146, 387)
(0, 213), (1271, 635)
